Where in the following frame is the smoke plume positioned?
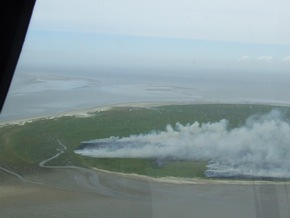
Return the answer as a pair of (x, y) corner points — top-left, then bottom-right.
(75, 110), (290, 178)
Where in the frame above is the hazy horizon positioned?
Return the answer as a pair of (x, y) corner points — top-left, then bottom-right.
(17, 0), (290, 74)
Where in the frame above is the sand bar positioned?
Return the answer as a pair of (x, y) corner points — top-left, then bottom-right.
(0, 101), (177, 127)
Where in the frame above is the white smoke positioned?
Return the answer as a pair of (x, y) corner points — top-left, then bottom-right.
(75, 110), (290, 178)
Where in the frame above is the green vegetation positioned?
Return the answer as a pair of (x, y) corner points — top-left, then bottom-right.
(0, 104), (289, 177)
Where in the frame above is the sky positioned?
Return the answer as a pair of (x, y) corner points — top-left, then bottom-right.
(17, 0), (290, 75)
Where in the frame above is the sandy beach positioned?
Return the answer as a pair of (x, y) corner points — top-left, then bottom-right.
(1, 100), (289, 127)
(0, 101), (177, 127)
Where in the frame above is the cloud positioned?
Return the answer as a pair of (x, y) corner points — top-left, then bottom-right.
(282, 56), (290, 62)
(75, 110), (290, 179)
(257, 56), (273, 61)
(238, 55), (250, 61)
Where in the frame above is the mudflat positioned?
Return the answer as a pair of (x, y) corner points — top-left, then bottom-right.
(1, 168), (290, 218)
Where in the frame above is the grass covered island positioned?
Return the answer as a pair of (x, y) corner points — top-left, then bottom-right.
(1, 103), (290, 180)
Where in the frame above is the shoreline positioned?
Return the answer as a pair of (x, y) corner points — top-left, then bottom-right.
(0, 101), (175, 127)
(93, 167), (290, 186)
(1, 100), (290, 127)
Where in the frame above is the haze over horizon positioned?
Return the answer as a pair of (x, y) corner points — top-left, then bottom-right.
(16, 0), (290, 75)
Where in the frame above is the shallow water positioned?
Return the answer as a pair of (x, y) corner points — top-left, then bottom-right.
(1, 71), (290, 122)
